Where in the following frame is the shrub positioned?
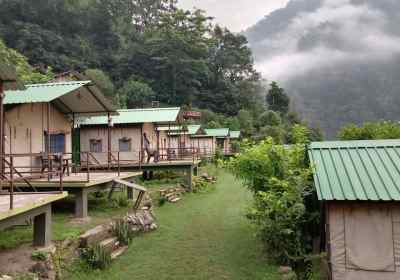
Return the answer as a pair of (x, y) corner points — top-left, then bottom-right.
(112, 219), (134, 246)
(80, 244), (112, 270)
(158, 196), (168, 206)
(31, 250), (48, 261)
(228, 137), (318, 267)
(192, 176), (214, 193)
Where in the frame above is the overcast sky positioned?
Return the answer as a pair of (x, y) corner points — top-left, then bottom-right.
(178, 0), (290, 32)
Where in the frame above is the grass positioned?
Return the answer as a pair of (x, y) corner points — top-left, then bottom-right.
(67, 167), (280, 280)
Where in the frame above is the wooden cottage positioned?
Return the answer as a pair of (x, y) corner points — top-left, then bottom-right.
(309, 140), (400, 280)
(228, 130), (241, 154)
(204, 128), (231, 155)
(78, 107), (183, 164)
(3, 80), (116, 173)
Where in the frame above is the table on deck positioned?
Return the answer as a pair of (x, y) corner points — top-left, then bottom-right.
(0, 192), (68, 247)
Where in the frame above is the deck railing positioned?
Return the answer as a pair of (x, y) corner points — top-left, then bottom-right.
(0, 153), (64, 210)
(0, 147), (205, 210)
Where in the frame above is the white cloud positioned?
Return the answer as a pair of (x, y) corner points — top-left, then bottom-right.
(255, 0), (400, 81)
(178, 0), (290, 32)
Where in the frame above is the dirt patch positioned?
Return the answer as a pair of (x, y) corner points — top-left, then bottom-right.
(0, 244), (36, 274)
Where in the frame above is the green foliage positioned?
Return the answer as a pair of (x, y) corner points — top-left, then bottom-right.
(0, 1), (265, 118)
(339, 121), (400, 140)
(266, 81), (290, 114)
(228, 138), (316, 265)
(192, 176), (214, 193)
(112, 219), (134, 246)
(81, 244), (112, 270)
(260, 110), (282, 126)
(85, 69), (115, 101)
(118, 79), (155, 109)
(31, 250), (48, 261)
(0, 39), (53, 83)
(158, 196), (168, 206)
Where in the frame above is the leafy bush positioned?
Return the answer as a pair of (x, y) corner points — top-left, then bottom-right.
(192, 176), (214, 193)
(339, 120), (400, 140)
(80, 244), (112, 270)
(112, 219), (134, 246)
(31, 250), (48, 261)
(158, 196), (168, 206)
(228, 137), (317, 266)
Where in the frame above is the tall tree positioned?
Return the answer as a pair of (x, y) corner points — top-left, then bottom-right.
(266, 81), (290, 114)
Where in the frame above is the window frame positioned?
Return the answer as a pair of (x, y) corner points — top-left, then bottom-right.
(89, 139), (103, 153)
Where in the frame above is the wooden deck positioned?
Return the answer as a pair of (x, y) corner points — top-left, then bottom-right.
(22, 172), (141, 188)
(0, 192), (68, 221)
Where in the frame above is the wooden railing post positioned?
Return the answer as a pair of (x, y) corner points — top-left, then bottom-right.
(47, 153), (51, 181)
(59, 153), (63, 193)
(86, 152), (90, 182)
(117, 152), (120, 177)
(9, 155), (14, 210)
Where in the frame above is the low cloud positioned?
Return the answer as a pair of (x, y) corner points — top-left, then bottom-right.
(254, 0), (400, 81)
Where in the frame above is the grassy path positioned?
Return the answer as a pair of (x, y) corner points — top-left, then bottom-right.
(69, 169), (279, 280)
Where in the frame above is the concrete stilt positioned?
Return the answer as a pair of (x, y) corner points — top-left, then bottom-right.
(33, 204), (52, 247)
(185, 166), (193, 192)
(127, 186), (134, 200)
(75, 189), (88, 218)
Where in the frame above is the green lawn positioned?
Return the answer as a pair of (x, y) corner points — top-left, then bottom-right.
(67, 168), (280, 280)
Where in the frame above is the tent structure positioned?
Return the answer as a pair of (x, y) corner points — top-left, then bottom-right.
(309, 140), (400, 280)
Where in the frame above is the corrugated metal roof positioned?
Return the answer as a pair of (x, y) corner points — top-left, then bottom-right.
(80, 108), (181, 125)
(188, 125), (201, 135)
(4, 81), (116, 114)
(308, 140), (400, 201)
(205, 128), (229, 137)
(169, 125), (201, 136)
(230, 131), (241, 139)
(4, 81), (90, 104)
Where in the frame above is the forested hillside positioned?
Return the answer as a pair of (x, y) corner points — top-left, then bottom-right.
(0, 0), (262, 117)
(245, 0), (400, 138)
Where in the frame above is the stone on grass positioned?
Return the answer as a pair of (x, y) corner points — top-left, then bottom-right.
(278, 266), (293, 274)
(126, 210), (156, 233)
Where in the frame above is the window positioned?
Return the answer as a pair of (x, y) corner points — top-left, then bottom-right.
(217, 138), (224, 149)
(119, 138), (131, 152)
(45, 133), (65, 153)
(90, 139), (102, 153)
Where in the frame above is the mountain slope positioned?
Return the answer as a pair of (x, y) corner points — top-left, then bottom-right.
(245, 0), (400, 138)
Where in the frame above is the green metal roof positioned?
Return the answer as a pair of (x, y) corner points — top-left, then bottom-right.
(308, 140), (400, 201)
(80, 107), (181, 126)
(169, 125), (201, 136)
(5, 81), (90, 104)
(230, 131), (241, 139)
(205, 128), (229, 138)
(4, 81), (116, 114)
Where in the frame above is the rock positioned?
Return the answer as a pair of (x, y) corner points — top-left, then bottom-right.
(0, 275), (13, 280)
(149, 223), (158, 231)
(278, 266), (293, 274)
(79, 224), (112, 248)
(111, 246), (128, 260)
(30, 262), (49, 278)
(126, 210), (156, 232)
(170, 197), (181, 203)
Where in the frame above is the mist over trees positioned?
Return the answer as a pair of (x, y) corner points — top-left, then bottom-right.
(245, 0), (400, 138)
